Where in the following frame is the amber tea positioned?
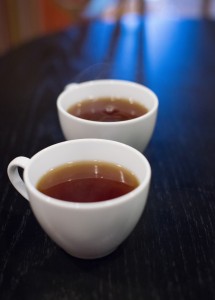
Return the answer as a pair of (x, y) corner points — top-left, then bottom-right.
(67, 97), (148, 122)
(37, 161), (139, 203)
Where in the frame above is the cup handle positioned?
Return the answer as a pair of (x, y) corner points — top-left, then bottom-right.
(7, 157), (30, 201)
(64, 83), (79, 91)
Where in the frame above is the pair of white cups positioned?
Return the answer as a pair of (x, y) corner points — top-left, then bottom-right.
(8, 80), (158, 259)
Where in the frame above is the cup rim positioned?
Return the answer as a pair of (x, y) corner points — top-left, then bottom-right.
(57, 79), (158, 126)
(24, 139), (151, 210)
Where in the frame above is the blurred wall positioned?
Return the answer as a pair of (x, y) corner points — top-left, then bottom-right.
(0, 0), (92, 55)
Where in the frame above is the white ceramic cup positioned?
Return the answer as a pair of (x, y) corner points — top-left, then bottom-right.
(57, 80), (158, 152)
(7, 139), (151, 259)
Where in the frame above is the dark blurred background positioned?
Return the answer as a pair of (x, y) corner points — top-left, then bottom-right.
(1, 0), (215, 56)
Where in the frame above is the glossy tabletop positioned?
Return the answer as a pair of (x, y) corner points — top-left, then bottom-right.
(0, 15), (215, 300)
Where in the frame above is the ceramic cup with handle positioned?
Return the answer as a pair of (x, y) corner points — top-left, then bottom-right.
(7, 139), (151, 259)
(57, 79), (158, 152)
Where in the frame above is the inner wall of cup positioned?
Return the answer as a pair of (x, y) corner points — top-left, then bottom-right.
(27, 140), (149, 188)
(59, 82), (157, 112)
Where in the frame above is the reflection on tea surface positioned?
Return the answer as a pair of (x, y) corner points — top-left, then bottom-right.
(68, 97), (148, 122)
(37, 160), (139, 202)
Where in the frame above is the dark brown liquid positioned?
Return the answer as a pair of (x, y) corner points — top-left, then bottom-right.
(67, 97), (148, 122)
(37, 161), (139, 203)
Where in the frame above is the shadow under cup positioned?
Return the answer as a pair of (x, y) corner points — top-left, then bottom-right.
(21, 139), (151, 259)
(57, 80), (158, 152)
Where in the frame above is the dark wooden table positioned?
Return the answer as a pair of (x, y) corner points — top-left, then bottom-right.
(0, 15), (215, 300)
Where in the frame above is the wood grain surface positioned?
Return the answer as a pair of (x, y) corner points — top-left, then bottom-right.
(0, 17), (215, 300)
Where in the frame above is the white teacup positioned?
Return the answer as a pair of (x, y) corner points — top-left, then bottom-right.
(7, 139), (151, 259)
(57, 80), (158, 152)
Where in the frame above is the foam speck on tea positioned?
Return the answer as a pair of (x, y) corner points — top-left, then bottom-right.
(67, 97), (148, 122)
(36, 161), (139, 203)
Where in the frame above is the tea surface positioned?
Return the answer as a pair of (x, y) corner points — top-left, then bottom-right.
(37, 161), (139, 203)
(67, 97), (148, 122)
